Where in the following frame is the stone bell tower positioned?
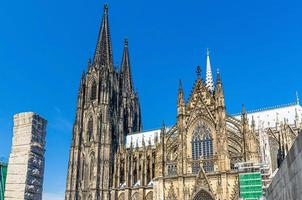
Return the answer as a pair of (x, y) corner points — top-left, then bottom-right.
(65, 4), (141, 200)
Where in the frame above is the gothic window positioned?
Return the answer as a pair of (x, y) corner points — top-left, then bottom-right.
(152, 155), (155, 179)
(192, 134), (202, 160)
(89, 154), (95, 181)
(202, 133), (213, 158)
(203, 160), (214, 172)
(120, 160), (125, 184)
(87, 117), (93, 141)
(133, 159), (137, 185)
(167, 164), (177, 176)
(192, 162), (200, 174)
(146, 157), (150, 183)
(191, 122), (213, 160)
(90, 80), (97, 101)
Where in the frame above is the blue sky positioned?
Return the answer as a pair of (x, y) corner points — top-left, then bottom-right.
(0, 0), (301, 198)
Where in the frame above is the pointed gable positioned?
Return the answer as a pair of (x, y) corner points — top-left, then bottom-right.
(195, 167), (212, 191)
(187, 71), (216, 121)
(192, 167), (215, 197)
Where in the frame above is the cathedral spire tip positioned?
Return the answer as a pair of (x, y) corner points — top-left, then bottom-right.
(121, 38), (133, 92)
(124, 38), (128, 47)
(93, 2), (113, 68)
(104, 4), (108, 14)
(178, 79), (183, 90)
(205, 48), (214, 92)
(206, 48), (210, 56)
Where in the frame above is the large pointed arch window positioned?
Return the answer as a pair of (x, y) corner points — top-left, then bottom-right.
(191, 122), (213, 160)
(90, 80), (97, 101)
(87, 117), (93, 141)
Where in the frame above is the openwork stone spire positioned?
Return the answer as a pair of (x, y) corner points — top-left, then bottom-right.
(120, 38), (133, 92)
(205, 48), (214, 93)
(93, 4), (113, 69)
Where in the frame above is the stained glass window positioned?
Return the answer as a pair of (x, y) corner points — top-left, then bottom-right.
(191, 122), (214, 173)
(191, 123), (213, 160)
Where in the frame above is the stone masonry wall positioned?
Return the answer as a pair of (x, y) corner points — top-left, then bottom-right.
(4, 112), (47, 200)
(266, 131), (302, 200)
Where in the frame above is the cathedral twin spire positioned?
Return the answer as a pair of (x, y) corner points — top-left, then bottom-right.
(92, 4), (135, 95)
(94, 4), (113, 69)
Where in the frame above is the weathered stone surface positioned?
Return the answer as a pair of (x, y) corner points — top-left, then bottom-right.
(4, 112), (47, 200)
(266, 131), (302, 200)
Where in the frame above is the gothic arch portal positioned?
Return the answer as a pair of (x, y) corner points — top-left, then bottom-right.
(192, 189), (214, 200)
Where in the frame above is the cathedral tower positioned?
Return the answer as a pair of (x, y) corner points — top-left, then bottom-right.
(65, 5), (141, 200)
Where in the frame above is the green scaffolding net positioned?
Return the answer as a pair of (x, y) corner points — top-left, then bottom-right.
(239, 172), (263, 200)
(0, 163), (7, 200)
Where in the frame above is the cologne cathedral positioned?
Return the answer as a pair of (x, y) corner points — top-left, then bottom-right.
(65, 4), (302, 200)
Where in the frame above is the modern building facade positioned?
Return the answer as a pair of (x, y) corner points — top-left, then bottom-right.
(5, 112), (47, 200)
(65, 4), (302, 200)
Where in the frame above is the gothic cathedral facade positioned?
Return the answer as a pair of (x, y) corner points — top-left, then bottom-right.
(65, 5), (260, 200)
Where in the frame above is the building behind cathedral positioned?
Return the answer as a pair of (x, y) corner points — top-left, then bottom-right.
(65, 4), (302, 200)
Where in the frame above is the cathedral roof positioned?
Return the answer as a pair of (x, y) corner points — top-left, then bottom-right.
(233, 102), (302, 130)
(125, 127), (171, 148)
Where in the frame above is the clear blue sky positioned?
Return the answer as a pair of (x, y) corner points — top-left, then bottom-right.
(0, 0), (301, 199)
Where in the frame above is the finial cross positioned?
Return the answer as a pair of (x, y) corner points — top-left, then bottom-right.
(196, 65), (201, 77)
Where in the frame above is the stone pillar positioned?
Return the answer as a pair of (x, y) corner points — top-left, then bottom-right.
(150, 152), (153, 179)
(5, 112), (47, 200)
